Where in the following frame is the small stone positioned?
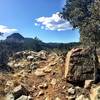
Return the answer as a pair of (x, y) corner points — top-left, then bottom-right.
(84, 80), (93, 89)
(43, 67), (52, 73)
(18, 70), (27, 77)
(30, 63), (38, 70)
(14, 63), (20, 68)
(75, 86), (82, 95)
(38, 50), (48, 60)
(68, 87), (75, 95)
(38, 83), (48, 89)
(38, 90), (44, 96)
(27, 56), (34, 61)
(34, 69), (45, 77)
(7, 62), (14, 67)
(55, 97), (61, 100)
(66, 95), (75, 100)
(32, 85), (36, 90)
(62, 86), (66, 89)
(51, 78), (57, 86)
(28, 70), (32, 73)
(75, 86), (81, 90)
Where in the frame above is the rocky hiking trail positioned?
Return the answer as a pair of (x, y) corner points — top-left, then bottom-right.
(0, 48), (100, 100)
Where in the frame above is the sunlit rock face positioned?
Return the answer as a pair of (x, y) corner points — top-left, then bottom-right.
(65, 47), (99, 86)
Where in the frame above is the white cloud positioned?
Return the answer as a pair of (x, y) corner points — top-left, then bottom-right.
(34, 23), (40, 26)
(0, 25), (18, 39)
(35, 12), (72, 31)
(0, 25), (18, 33)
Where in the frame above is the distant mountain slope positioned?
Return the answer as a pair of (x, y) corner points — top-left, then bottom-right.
(0, 33), (80, 53)
(6, 33), (24, 43)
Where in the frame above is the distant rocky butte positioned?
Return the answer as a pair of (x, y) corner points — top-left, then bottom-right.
(6, 33), (24, 43)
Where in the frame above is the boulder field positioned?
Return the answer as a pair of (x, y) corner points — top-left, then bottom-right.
(0, 48), (100, 100)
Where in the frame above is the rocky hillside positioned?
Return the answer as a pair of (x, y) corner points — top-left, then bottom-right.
(0, 50), (65, 100)
(0, 47), (100, 100)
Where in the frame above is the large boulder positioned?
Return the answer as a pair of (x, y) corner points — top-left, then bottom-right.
(65, 47), (99, 85)
(12, 85), (29, 99)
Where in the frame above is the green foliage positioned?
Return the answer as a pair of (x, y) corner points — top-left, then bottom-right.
(0, 42), (9, 66)
(62, 0), (100, 47)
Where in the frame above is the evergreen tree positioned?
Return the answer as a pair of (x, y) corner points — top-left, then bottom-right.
(62, 0), (100, 47)
(0, 43), (9, 66)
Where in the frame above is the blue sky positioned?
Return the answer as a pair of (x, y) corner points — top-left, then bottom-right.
(0, 0), (80, 43)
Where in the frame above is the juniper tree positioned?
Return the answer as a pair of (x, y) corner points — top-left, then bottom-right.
(62, 0), (100, 82)
(62, 0), (100, 47)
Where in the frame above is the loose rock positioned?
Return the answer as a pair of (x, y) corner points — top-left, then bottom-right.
(38, 83), (48, 89)
(38, 90), (44, 96)
(27, 56), (34, 61)
(51, 78), (57, 86)
(68, 87), (75, 95)
(34, 69), (45, 77)
(84, 80), (93, 89)
(43, 67), (52, 73)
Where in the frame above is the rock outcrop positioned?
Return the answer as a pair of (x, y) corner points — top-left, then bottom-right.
(65, 47), (99, 85)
